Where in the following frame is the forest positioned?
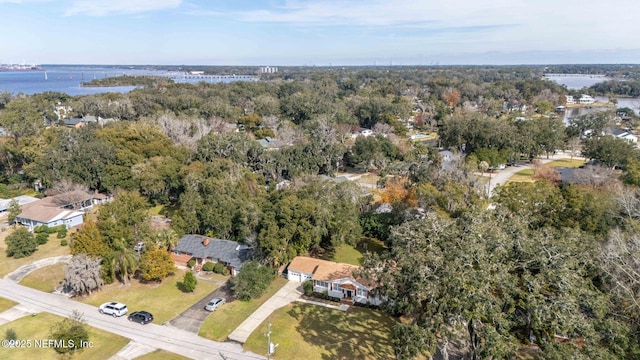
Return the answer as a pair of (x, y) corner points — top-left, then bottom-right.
(1, 65), (640, 358)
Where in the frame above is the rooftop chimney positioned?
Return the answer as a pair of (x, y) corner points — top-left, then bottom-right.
(202, 238), (210, 246)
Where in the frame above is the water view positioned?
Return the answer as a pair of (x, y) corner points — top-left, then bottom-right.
(0, 65), (255, 96)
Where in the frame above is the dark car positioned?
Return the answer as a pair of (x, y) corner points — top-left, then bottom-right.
(127, 311), (154, 325)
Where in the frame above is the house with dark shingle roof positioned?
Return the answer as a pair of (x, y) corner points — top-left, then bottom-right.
(171, 235), (253, 276)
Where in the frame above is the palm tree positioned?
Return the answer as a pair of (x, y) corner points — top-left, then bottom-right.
(155, 229), (179, 251)
(108, 239), (139, 284)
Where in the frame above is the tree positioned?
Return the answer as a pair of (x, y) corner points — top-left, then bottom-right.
(0, 99), (42, 144)
(106, 240), (139, 284)
(583, 136), (638, 169)
(62, 254), (103, 296)
(155, 228), (179, 251)
(230, 260), (275, 301)
(180, 270), (197, 292)
(139, 246), (175, 282)
(5, 227), (37, 258)
(49, 310), (89, 355)
(7, 199), (21, 227)
(70, 222), (110, 257)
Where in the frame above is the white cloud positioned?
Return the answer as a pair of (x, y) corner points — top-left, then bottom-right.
(65, 0), (182, 16)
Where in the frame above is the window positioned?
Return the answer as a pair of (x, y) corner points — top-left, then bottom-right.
(332, 282), (340, 291)
(357, 288), (368, 298)
(315, 281), (328, 288)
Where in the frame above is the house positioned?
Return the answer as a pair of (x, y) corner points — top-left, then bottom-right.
(578, 94), (595, 105)
(286, 256), (382, 306)
(16, 197), (84, 231)
(350, 128), (374, 139)
(171, 235), (253, 276)
(611, 129), (638, 143)
(14, 191), (111, 231)
(565, 95), (575, 104)
(0, 195), (39, 216)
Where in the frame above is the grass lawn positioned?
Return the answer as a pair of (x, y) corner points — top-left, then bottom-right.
(19, 263), (66, 292)
(0, 229), (70, 278)
(244, 302), (397, 360)
(148, 204), (179, 218)
(332, 238), (387, 266)
(0, 312), (129, 360)
(545, 158), (586, 168)
(82, 269), (217, 324)
(355, 173), (380, 186)
(199, 277), (288, 341)
(0, 297), (17, 312)
(134, 349), (191, 360)
(509, 169), (535, 182)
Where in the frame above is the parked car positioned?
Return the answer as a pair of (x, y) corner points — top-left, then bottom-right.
(205, 297), (226, 311)
(99, 302), (128, 317)
(127, 311), (154, 325)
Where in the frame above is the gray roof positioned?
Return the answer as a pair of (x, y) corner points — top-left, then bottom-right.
(0, 195), (40, 212)
(174, 235), (253, 270)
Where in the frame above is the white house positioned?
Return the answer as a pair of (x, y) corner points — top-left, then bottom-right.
(16, 196), (84, 231)
(612, 129), (638, 143)
(565, 95), (575, 104)
(578, 94), (595, 104)
(287, 256), (382, 306)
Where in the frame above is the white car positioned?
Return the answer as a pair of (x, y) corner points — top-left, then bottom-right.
(99, 302), (128, 317)
(205, 297), (226, 312)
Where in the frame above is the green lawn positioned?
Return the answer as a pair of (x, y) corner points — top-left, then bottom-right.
(134, 349), (191, 360)
(0, 297), (17, 312)
(0, 312), (129, 360)
(545, 158), (586, 168)
(82, 269), (217, 324)
(19, 263), (66, 292)
(509, 169), (535, 182)
(199, 277), (288, 341)
(332, 238), (387, 266)
(148, 204), (179, 218)
(244, 303), (397, 360)
(0, 229), (71, 278)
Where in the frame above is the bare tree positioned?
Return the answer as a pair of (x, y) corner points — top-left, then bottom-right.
(47, 180), (92, 209)
(373, 122), (393, 136)
(153, 112), (213, 151)
(600, 228), (640, 318)
(62, 254), (103, 296)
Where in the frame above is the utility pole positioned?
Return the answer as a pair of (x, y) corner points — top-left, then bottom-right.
(265, 320), (279, 359)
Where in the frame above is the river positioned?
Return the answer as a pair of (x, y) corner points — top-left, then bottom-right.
(0, 65), (254, 96)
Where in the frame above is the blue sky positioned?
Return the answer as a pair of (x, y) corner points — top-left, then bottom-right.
(0, 0), (639, 65)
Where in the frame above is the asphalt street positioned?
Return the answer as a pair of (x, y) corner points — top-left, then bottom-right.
(0, 279), (264, 360)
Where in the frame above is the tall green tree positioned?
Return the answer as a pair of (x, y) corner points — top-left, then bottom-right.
(7, 199), (21, 227)
(5, 227), (37, 258)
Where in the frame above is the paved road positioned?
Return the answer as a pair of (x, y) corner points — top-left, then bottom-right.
(228, 281), (302, 344)
(0, 279), (264, 360)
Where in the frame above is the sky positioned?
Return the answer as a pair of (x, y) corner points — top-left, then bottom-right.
(0, 0), (639, 65)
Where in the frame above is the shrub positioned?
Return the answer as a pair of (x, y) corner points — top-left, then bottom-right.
(56, 228), (67, 239)
(303, 280), (314, 295)
(5, 328), (17, 341)
(34, 225), (50, 234)
(180, 271), (197, 292)
(36, 232), (49, 245)
(187, 259), (196, 268)
(213, 263), (225, 274)
(223, 268), (230, 276)
(202, 262), (215, 272)
(50, 224), (66, 233)
(60, 240), (68, 246)
(5, 227), (37, 258)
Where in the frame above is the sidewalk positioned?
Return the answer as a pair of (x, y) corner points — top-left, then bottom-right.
(228, 281), (302, 344)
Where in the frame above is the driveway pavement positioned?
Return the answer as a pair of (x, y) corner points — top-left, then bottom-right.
(0, 279), (264, 360)
(4, 255), (72, 282)
(168, 281), (233, 333)
(228, 280), (302, 344)
(487, 153), (586, 196)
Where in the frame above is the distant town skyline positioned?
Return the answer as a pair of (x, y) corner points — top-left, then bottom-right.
(1, 0), (639, 66)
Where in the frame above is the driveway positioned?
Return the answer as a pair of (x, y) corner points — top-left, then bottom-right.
(4, 255), (72, 282)
(0, 279), (264, 360)
(168, 281), (233, 333)
(228, 281), (302, 344)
